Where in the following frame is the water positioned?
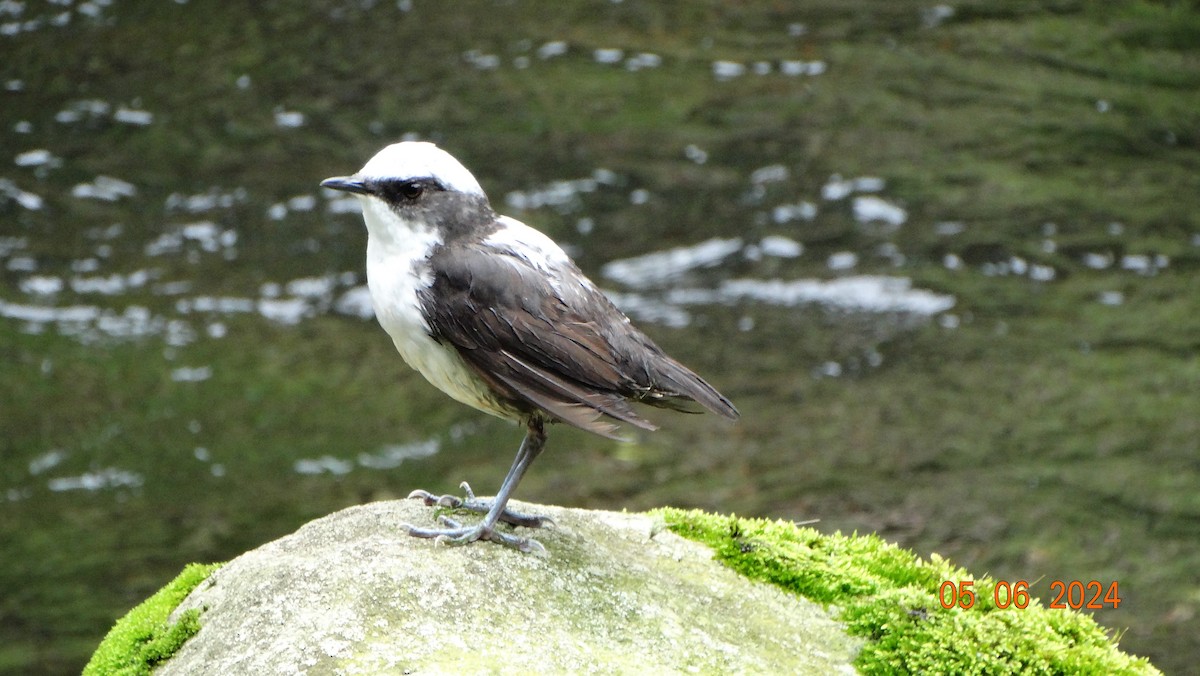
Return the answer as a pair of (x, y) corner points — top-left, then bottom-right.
(3, 2), (1197, 673)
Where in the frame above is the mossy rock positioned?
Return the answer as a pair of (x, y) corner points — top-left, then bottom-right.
(84, 503), (1158, 675)
(660, 508), (1159, 675)
(83, 563), (223, 676)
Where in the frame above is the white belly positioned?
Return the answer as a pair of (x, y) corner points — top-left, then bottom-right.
(365, 228), (516, 421)
(386, 320), (512, 420)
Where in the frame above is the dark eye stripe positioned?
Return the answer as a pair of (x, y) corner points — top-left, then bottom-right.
(375, 178), (442, 203)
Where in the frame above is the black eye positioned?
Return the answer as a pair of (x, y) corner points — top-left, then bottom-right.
(398, 181), (424, 200)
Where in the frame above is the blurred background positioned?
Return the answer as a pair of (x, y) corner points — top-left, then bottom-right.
(1, 1), (1197, 673)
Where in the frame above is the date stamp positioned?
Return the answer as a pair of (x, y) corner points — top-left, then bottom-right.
(938, 580), (1121, 610)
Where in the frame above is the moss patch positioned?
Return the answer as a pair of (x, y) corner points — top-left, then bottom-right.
(83, 563), (222, 676)
(659, 509), (1158, 675)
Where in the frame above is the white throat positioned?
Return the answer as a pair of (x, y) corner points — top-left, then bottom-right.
(360, 194), (512, 420)
(360, 194), (440, 340)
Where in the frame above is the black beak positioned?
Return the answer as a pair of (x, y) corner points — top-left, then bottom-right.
(320, 176), (371, 195)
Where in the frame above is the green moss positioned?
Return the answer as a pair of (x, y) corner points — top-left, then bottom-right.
(82, 563), (223, 676)
(659, 509), (1159, 675)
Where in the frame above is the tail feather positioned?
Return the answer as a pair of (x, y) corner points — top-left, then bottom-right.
(649, 358), (739, 420)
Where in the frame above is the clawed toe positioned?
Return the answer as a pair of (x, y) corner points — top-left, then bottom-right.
(401, 519), (547, 556)
(404, 480), (551, 554)
(406, 482), (553, 529)
(407, 489), (463, 509)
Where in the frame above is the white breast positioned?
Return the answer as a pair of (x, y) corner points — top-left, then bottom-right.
(361, 199), (516, 421)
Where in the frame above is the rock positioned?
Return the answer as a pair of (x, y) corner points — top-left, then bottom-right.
(158, 500), (861, 674)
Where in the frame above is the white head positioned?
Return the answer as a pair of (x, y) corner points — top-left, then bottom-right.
(349, 141), (484, 197)
(321, 141), (493, 250)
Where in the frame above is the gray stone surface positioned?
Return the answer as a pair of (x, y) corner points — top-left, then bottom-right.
(162, 500), (861, 675)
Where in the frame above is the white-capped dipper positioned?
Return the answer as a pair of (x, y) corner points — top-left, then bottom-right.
(321, 141), (738, 554)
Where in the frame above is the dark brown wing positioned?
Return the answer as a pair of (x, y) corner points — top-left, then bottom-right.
(419, 239), (737, 439)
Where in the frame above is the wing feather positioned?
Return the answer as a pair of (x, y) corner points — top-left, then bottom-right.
(419, 236), (738, 436)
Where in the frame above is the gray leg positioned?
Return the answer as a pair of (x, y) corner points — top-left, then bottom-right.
(403, 419), (550, 555)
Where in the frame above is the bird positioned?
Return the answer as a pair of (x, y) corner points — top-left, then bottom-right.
(320, 141), (738, 554)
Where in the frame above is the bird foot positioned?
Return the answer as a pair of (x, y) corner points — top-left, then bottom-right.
(401, 515), (547, 556)
(406, 482), (555, 529)
(403, 482), (552, 555)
